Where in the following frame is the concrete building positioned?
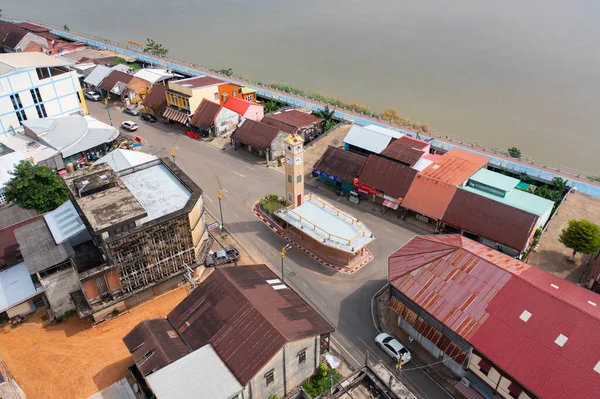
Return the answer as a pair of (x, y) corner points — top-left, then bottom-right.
(189, 98), (239, 137)
(123, 265), (334, 399)
(388, 235), (600, 399)
(230, 119), (287, 161)
(312, 145), (367, 193)
(0, 52), (87, 135)
(223, 96), (264, 121)
(63, 158), (210, 321)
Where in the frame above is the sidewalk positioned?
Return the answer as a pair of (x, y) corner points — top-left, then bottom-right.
(205, 209), (255, 266)
(375, 288), (459, 396)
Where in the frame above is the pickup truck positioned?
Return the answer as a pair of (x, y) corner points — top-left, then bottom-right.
(205, 245), (240, 267)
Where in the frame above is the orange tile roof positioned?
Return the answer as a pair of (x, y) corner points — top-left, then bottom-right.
(126, 76), (152, 95)
(419, 148), (490, 186)
(401, 174), (457, 219)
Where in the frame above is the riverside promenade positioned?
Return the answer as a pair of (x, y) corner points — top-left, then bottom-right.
(3, 16), (599, 198)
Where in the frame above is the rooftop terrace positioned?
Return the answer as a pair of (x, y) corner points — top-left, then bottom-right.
(275, 194), (375, 253)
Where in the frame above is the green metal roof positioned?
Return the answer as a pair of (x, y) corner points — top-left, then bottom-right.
(468, 169), (519, 193)
(461, 185), (554, 217)
(241, 87), (257, 94)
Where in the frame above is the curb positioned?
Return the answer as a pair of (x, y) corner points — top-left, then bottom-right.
(253, 202), (373, 274)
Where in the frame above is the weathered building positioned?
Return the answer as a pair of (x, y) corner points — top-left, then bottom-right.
(123, 265), (335, 399)
(230, 119), (287, 161)
(262, 109), (325, 141)
(63, 158), (210, 320)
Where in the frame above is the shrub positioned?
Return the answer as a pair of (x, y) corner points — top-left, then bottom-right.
(302, 363), (342, 398)
(508, 147), (522, 158)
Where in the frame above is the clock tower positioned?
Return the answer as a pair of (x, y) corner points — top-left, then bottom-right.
(284, 135), (305, 207)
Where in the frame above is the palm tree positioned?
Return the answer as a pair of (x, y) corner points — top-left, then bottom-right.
(144, 38), (169, 56)
(63, 24), (70, 31)
(313, 106), (337, 131)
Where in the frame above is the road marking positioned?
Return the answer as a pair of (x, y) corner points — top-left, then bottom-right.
(206, 196), (213, 203)
(245, 224), (250, 230)
(385, 228), (394, 233)
(286, 266), (292, 272)
(320, 299), (327, 307)
(302, 282), (308, 288)
(340, 319), (346, 325)
(245, 166), (255, 170)
(232, 212), (238, 218)
(330, 336), (361, 367)
(234, 172), (245, 177)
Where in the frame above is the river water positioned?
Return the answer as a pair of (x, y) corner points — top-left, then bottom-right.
(6, 0), (600, 173)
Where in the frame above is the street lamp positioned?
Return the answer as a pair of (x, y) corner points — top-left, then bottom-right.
(217, 189), (227, 230)
(280, 244), (292, 282)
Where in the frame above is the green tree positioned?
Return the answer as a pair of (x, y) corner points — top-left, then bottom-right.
(216, 68), (233, 77)
(144, 38), (169, 56)
(313, 106), (337, 131)
(264, 100), (282, 114)
(508, 146), (522, 158)
(559, 219), (600, 260)
(4, 161), (69, 213)
(63, 24), (70, 31)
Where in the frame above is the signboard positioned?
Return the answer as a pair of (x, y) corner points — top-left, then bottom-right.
(208, 222), (219, 231)
(313, 169), (342, 183)
(353, 179), (378, 195)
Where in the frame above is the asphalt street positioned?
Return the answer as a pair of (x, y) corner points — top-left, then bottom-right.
(88, 101), (453, 398)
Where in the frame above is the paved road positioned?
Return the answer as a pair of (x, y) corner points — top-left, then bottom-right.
(89, 102), (453, 398)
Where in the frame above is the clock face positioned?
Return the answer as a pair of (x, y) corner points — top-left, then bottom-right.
(286, 156), (293, 165)
(295, 155), (303, 165)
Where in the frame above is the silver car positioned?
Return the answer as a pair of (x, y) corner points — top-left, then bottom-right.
(124, 106), (141, 116)
(375, 333), (412, 365)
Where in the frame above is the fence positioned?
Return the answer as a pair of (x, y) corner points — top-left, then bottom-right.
(2, 16), (600, 198)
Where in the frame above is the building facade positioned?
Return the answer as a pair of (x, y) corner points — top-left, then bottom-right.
(0, 53), (87, 135)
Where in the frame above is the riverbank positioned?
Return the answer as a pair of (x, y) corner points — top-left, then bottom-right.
(2, 16), (599, 198)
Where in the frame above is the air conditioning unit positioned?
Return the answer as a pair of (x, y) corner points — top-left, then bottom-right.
(460, 377), (471, 388)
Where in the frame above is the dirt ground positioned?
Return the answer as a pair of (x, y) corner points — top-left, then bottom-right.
(528, 191), (600, 283)
(0, 287), (188, 399)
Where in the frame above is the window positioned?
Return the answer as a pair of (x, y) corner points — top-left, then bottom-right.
(0, 191), (7, 205)
(288, 192), (292, 202)
(296, 175), (302, 183)
(477, 358), (492, 375)
(35, 104), (47, 118)
(10, 93), (23, 109)
(232, 90), (236, 97)
(264, 369), (274, 385)
(298, 349), (306, 364)
(246, 95), (253, 101)
(214, 92), (219, 101)
(287, 175), (292, 183)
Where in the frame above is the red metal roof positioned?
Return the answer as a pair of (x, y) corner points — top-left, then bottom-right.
(380, 136), (428, 166)
(189, 99), (222, 130)
(223, 96), (261, 115)
(262, 110), (324, 134)
(400, 175), (457, 219)
(312, 146), (367, 183)
(419, 148), (489, 186)
(356, 155), (417, 200)
(230, 119), (282, 151)
(389, 235), (600, 399)
(141, 85), (168, 114)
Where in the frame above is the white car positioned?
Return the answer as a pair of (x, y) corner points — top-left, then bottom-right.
(375, 333), (412, 365)
(121, 121), (138, 132)
(85, 91), (101, 101)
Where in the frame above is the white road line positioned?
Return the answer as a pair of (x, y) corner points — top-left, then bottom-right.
(232, 212), (238, 218)
(286, 266), (292, 272)
(245, 224), (250, 230)
(330, 336), (361, 367)
(245, 166), (255, 170)
(206, 196), (213, 203)
(339, 319), (346, 325)
(320, 299), (327, 307)
(302, 282), (308, 288)
(234, 172), (245, 177)
(385, 228), (394, 233)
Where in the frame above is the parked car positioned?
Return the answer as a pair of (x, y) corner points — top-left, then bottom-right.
(124, 106), (141, 116)
(121, 121), (138, 132)
(141, 113), (157, 123)
(85, 91), (101, 101)
(375, 333), (412, 366)
(205, 245), (240, 267)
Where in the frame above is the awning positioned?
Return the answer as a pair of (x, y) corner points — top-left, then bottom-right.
(163, 108), (189, 124)
(382, 199), (399, 210)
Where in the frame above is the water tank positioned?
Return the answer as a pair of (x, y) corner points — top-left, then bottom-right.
(66, 163), (75, 173)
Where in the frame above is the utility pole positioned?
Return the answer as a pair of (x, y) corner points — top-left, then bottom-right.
(104, 97), (113, 126)
(280, 244), (292, 282)
(218, 189), (226, 230)
(171, 148), (175, 163)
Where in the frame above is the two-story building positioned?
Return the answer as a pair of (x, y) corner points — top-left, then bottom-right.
(0, 52), (87, 135)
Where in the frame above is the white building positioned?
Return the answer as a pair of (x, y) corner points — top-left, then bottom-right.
(0, 52), (87, 136)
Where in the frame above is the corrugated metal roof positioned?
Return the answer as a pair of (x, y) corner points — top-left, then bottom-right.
(98, 70), (133, 92)
(312, 146), (367, 183)
(380, 136), (427, 166)
(356, 155), (417, 200)
(125, 76), (152, 95)
(84, 65), (112, 87)
(172, 76), (224, 89)
(163, 107), (189, 124)
(262, 110), (324, 134)
(363, 124), (404, 139)
(0, 204), (37, 230)
(343, 125), (392, 154)
(0, 151), (25, 188)
(14, 219), (74, 274)
(230, 119), (282, 151)
(120, 164), (191, 224)
(389, 235), (600, 399)
(0, 262), (41, 313)
(462, 185), (554, 218)
(419, 148), (489, 186)
(401, 175), (457, 219)
(467, 169), (519, 193)
(93, 149), (157, 173)
(146, 344), (242, 399)
(43, 200), (87, 245)
(443, 189), (538, 252)
(141, 84), (168, 114)
(223, 96), (260, 115)
(189, 99), (222, 130)
(167, 265), (334, 385)
(0, 215), (41, 261)
(123, 319), (190, 377)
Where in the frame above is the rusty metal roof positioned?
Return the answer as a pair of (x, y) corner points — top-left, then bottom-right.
(167, 265), (334, 385)
(419, 148), (489, 185)
(443, 188), (539, 252)
(262, 110), (324, 134)
(122, 319), (190, 376)
(401, 175), (457, 219)
(140, 84), (168, 114)
(230, 119), (282, 151)
(389, 235), (600, 399)
(98, 70), (133, 92)
(312, 146), (367, 183)
(356, 155), (417, 200)
(380, 136), (427, 166)
(189, 99), (222, 131)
